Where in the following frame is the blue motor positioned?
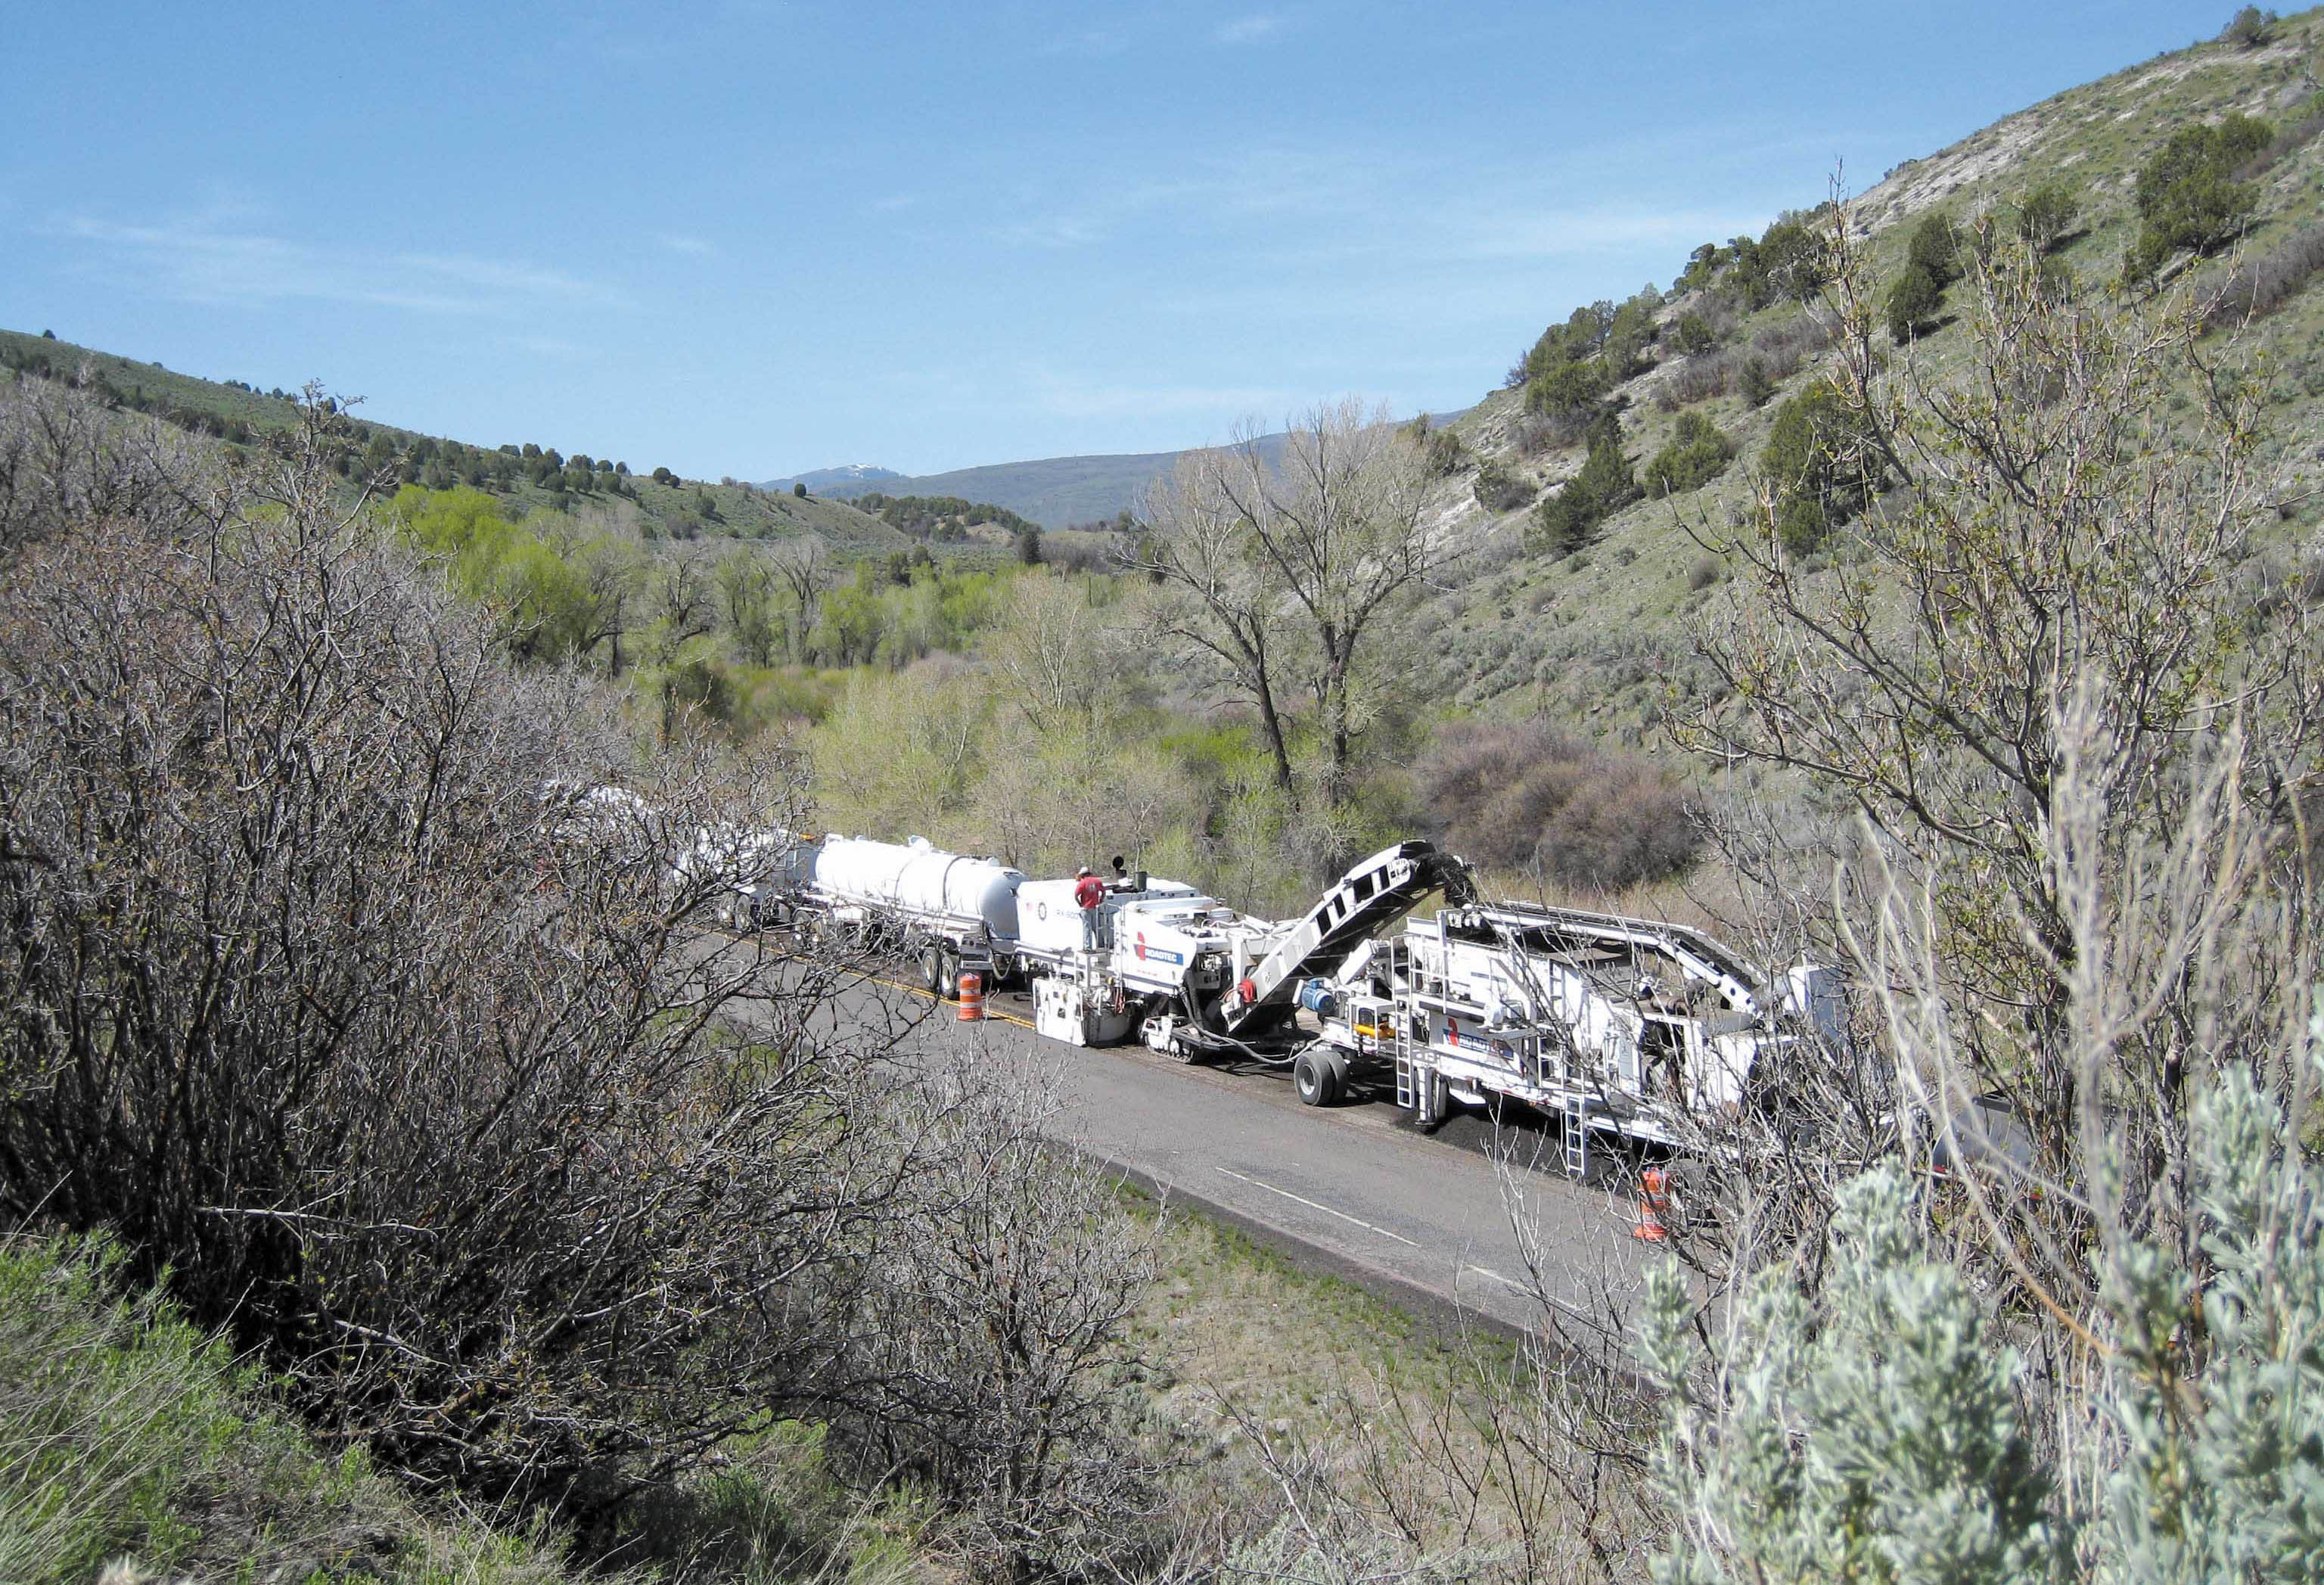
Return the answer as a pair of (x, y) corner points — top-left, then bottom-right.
(1297, 978), (1340, 1018)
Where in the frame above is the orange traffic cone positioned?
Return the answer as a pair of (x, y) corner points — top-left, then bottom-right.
(1633, 1167), (1670, 1242)
(956, 971), (985, 1022)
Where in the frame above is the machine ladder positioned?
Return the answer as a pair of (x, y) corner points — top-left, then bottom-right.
(1562, 1091), (1589, 1180)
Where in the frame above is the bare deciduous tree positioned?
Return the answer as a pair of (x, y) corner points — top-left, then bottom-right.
(1139, 399), (1452, 807)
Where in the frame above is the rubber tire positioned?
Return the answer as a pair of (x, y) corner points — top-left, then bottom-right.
(1294, 1049), (1329, 1106)
(936, 949), (961, 1000)
(919, 943), (944, 993)
(1319, 1049), (1350, 1105)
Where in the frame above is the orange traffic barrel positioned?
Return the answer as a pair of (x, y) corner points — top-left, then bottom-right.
(957, 971), (984, 1022)
(1633, 1167), (1670, 1242)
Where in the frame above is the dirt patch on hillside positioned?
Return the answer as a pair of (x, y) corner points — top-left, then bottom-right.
(1848, 109), (2048, 238)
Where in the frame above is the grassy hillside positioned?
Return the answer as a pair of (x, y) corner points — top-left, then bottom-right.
(0, 327), (910, 556)
(1415, 8), (2324, 740)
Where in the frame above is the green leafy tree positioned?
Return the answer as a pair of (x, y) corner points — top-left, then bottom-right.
(1903, 211), (1959, 285)
(1739, 356), (1777, 409)
(792, 480), (807, 498)
(1601, 289), (1661, 378)
(2013, 179), (2080, 253)
(1886, 263), (1948, 342)
(1524, 357), (1611, 427)
(1674, 241), (1729, 295)
(1887, 213), (1962, 341)
(2220, 5), (2276, 47)
(2127, 113), (2273, 280)
(1761, 378), (1879, 552)
(1530, 412), (1639, 554)
(1641, 411), (1736, 497)
(1672, 312), (1720, 356)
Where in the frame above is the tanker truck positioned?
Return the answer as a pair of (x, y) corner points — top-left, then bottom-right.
(805, 835), (1024, 996)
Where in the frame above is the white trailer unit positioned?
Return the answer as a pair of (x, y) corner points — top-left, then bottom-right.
(1013, 875), (1216, 976)
(1308, 901), (1836, 1175)
(1021, 879), (1286, 1052)
(806, 835), (1024, 995)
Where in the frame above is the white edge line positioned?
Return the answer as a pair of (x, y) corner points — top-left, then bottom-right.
(1216, 1165), (1420, 1246)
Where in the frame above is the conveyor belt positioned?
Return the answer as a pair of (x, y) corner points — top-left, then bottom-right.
(1218, 840), (1471, 1036)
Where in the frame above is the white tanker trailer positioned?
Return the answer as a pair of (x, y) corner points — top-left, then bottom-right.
(807, 835), (1024, 996)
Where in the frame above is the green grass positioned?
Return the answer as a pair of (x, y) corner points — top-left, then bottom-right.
(0, 1193), (1551, 1584)
(0, 1235), (584, 1585)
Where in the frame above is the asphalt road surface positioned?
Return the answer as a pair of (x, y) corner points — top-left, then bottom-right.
(693, 931), (1670, 1335)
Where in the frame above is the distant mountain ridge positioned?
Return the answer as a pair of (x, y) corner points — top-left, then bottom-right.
(760, 463), (906, 494)
(786, 449), (1187, 528)
(775, 414), (1469, 528)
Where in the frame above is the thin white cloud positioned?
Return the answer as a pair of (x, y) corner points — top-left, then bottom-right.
(1024, 367), (1300, 421)
(657, 232), (716, 256)
(1214, 13), (1285, 44)
(990, 213), (1105, 249)
(1442, 207), (1769, 261)
(498, 333), (595, 359)
(53, 212), (623, 316)
(1039, 24), (1135, 57)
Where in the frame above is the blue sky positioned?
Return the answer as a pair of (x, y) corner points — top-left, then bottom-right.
(3, 2), (2235, 479)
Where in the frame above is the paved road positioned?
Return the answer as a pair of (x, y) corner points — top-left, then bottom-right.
(694, 932), (1667, 1335)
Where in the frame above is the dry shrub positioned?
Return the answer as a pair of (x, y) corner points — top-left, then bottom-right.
(1418, 721), (1700, 890)
(1508, 410), (1582, 458)
(823, 1051), (1173, 1580)
(2203, 221), (2324, 325)
(0, 384), (907, 1510)
(1661, 312), (1832, 408)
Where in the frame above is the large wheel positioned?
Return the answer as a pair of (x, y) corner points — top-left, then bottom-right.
(1319, 1049), (1350, 1105)
(1293, 1049), (1330, 1107)
(919, 943), (945, 993)
(936, 948), (961, 1000)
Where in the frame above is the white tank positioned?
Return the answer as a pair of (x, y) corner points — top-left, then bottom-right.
(811, 835), (1022, 940)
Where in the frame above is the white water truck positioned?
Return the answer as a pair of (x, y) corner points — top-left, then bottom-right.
(806, 835), (1025, 996)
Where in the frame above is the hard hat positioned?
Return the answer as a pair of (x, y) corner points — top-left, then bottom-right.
(1077, 866), (1094, 876)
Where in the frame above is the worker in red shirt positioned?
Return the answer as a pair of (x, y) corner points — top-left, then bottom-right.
(1074, 866), (1106, 950)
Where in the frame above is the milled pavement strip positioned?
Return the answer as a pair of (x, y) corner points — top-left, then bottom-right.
(1214, 1165), (1421, 1246)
